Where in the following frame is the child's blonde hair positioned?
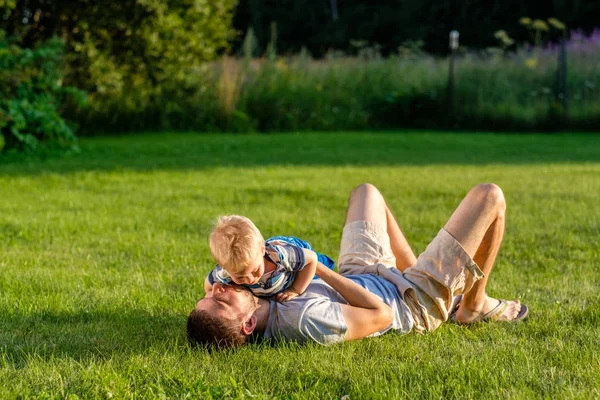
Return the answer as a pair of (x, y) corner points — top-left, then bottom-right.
(209, 215), (264, 272)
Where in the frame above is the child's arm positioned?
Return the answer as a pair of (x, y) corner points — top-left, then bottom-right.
(204, 265), (232, 298)
(276, 248), (318, 302)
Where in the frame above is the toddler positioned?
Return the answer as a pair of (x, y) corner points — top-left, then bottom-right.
(204, 215), (335, 302)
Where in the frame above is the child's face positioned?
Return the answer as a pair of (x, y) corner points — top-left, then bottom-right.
(229, 250), (265, 285)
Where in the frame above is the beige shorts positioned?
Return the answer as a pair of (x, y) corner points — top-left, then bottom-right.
(338, 221), (485, 332)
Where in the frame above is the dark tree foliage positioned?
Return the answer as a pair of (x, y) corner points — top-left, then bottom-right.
(231, 0), (600, 57)
(0, 0), (237, 142)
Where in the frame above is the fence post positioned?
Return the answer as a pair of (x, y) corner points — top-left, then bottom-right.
(558, 36), (568, 113)
(448, 30), (459, 113)
(330, 0), (339, 21)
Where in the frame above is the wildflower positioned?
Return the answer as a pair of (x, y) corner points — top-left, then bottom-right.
(276, 59), (288, 71)
(532, 20), (549, 32)
(494, 30), (515, 48)
(547, 18), (566, 31)
(494, 30), (508, 39)
(519, 17), (532, 26)
(525, 57), (538, 69)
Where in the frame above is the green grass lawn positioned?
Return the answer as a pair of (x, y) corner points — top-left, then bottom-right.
(1, 131), (599, 399)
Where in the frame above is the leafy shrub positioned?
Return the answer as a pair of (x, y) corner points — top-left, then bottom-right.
(0, 32), (85, 152)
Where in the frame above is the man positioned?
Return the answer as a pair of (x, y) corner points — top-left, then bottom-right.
(187, 183), (528, 348)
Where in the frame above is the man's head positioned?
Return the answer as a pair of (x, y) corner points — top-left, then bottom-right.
(187, 283), (261, 349)
(209, 215), (265, 285)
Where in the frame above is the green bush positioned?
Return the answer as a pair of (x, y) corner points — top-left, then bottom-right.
(0, 32), (84, 152)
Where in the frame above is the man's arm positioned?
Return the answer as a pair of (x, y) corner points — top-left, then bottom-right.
(315, 264), (393, 341)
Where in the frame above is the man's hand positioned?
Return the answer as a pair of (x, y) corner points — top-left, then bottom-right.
(276, 287), (299, 302)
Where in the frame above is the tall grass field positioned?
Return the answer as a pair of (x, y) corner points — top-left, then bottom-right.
(74, 30), (600, 135)
(1, 132), (599, 399)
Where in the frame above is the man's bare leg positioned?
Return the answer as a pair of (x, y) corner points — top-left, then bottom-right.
(345, 184), (387, 226)
(444, 183), (522, 323)
(346, 184), (417, 272)
(385, 205), (417, 271)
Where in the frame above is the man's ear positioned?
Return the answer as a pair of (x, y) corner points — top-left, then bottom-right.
(241, 314), (257, 336)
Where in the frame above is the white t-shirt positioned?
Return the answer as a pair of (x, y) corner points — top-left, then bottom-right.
(264, 275), (414, 345)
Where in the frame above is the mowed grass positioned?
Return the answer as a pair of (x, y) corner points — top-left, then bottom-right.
(1, 131), (599, 399)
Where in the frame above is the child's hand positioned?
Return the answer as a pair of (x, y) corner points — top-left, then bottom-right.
(276, 288), (299, 302)
(204, 277), (214, 298)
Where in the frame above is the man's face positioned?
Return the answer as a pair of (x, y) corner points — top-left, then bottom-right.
(195, 282), (259, 321)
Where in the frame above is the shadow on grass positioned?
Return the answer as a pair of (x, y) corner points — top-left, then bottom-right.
(1, 308), (186, 366)
(1, 131), (599, 176)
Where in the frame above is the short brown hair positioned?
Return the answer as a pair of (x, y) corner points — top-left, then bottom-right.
(186, 309), (247, 349)
(209, 215), (264, 272)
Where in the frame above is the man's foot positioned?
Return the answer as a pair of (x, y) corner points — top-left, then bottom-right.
(454, 296), (528, 324)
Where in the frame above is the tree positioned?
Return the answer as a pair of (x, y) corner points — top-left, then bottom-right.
(1, 0), (238, 93)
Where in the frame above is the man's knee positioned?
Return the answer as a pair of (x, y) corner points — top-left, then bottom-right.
(472, 183), (506, 216)
(350, 183), (381, 203)
(345, 183), (386, 224)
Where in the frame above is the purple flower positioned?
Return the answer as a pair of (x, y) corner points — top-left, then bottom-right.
(564, 28), (600, 55)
